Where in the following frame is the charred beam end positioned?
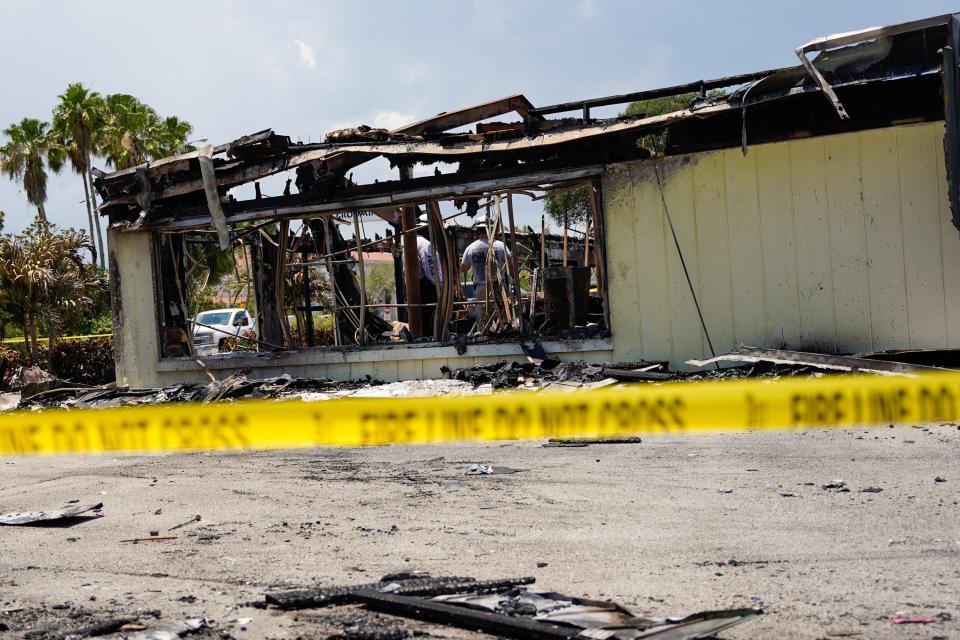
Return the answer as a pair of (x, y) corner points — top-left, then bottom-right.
(529, 66), (791, 116)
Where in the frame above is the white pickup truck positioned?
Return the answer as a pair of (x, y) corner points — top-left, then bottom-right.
(192, 308), (254, 354)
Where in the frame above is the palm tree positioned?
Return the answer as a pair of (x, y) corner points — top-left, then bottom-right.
(98, 94), (154, 170)
(99, 95), (192, 170)
(0, 118), (66, 221)
(52, 83), (106, 267)
(152, 115), (194, 157)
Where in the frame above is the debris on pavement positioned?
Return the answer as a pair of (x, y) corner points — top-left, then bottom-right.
(860, 486), (884, 493)
(264, 573), (761, 639)
(718, 488), (735, 494)
(891, 616), (934, 624)
(265, 575), (535, 610)
(778, 491), (800, 498)
(821, 480), (849, 492)
(0, 502), (103, 526)
(11, 372), (383, 410)
(167, 514), (201, 531)
(11, 341), (958, 411)
(465, 464), (521, 475)
(686, 345), (945, 376)
(935, 476), (947, 482)
(119, 536), (178, 543)
(442, 359), (669, 390)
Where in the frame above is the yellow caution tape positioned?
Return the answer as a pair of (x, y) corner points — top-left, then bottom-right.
(1, 371), (959, 456)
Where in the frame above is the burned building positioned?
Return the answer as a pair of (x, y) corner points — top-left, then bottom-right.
(97, 14), (960, 386)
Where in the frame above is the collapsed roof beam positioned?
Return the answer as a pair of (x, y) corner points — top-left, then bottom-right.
(795, 14), (950, 120)
(396, 94), (544, 135)
(528, 67), (790, 117)
(130, 164), (603, 231)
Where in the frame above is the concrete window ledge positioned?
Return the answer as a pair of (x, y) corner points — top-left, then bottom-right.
(156, 338), (614, 372)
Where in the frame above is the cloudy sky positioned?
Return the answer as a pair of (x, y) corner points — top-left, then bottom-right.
(0, 0), (955, 236)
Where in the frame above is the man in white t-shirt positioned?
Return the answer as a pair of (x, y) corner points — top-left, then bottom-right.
(460, 221), (511, 322)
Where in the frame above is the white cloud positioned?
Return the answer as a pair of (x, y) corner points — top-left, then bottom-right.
(293, 39), (316, 68)
(372, 111), (416, 131)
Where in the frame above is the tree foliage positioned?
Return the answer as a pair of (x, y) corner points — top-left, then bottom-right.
(544, 186), (592, 228)
(98, 94), (193, 169)
(1, 85), (194, 268)
(623, 90), (726, 155)
(0, 218), (101, 366)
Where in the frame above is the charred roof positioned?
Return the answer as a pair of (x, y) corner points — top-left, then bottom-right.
(94, 13), (954, 231)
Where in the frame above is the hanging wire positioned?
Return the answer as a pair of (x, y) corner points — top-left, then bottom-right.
(654, 163), (719, 361)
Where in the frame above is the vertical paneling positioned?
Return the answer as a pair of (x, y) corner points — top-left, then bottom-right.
(601, 122), (952, 366)
(632, 164), (673, 362)
(898, 126), (948, 348)
(602, 169), (643, 361)
(935, 125), (960, 347)
(824, 134), (872, 352)
(860, 128), (910, 349)
(790, 137), (837, 351)
(662, 162), (706, 364)
(755, 142), (802, 347)
(692, 152), (735, 354)
(724, 148), (766, 346)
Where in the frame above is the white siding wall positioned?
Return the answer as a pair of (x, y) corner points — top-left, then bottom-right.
(603, 122), (960, 367)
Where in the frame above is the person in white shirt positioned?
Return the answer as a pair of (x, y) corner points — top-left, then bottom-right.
(402, 214), (442, 333)
(460, 221), (511, 322)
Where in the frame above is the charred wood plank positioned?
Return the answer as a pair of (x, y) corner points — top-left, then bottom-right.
(397, 94), (543, 136)
(351, 590), (578, 640)
(129, 164), (604, 232)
